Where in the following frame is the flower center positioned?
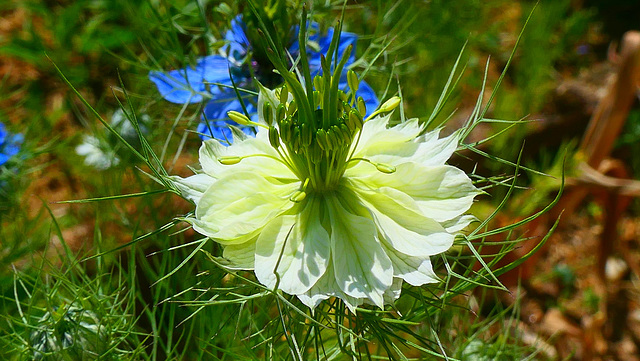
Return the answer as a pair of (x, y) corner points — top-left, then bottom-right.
(266, 73), (366, 194)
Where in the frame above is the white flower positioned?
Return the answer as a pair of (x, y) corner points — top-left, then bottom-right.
(75, 135), (120, 170)
(173, 76), (479, 311)
(76, 109), (149, 170)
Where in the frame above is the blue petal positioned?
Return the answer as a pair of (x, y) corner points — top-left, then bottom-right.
(149, 55), (233, 104)
(224, 16), (250, 62)
(0, 122), (6, 143)
(0, 123), (22, 166)
(199, 96), (257, 144)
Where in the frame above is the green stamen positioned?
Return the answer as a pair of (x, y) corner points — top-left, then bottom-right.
(255, 21), (400, 194)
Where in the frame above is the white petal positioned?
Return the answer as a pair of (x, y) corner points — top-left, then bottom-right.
(383, 278), (404, 304)
(328, 194), (393, 309)
(199, 139), (227, 176)
(442, 214), (477, 233)
(347, 162), (478, 222)
(362, 278), (403, 306)
(413, 129), (461, 167)
(198, 136), (290, 178)
(169, 173), (214, 203)
(353, 116), (424, 166)
(297, 261), (363, 313)
(357, 115), (420, 147)
(348, 183), (454, 257)
(353, 116), (461, 165)
(382, 242), (439, 286)
(352, 120), (462, 168)
(223, 237), (257, 269)
(254, 197), (330, 294)
(194, 171), (298, 244)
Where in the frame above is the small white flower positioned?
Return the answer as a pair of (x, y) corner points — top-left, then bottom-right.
(76, 109), (148, 170)
(75, 135), (120, 170)
(173, 77), (479, 311)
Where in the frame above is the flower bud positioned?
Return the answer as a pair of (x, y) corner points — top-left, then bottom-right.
(218, 156), (242, 165)
(263, 101), (273, 125)
(357, 96), (367, 117)
(310, 143), (324, 163)
(227, 111), (252, 126)
(313, 75), (323, 93)
(268, 126), (280, 149)
(316, 129), (329, 151)
(290, 190), (307, 203)
(338, 90), (348, 102)
(347, 70), (359, 94)
(348, 108), (363, 131)
(300, 123), (312, 146)
(380, 96), (401, 112)
(374, 162), (396, 174)
(292, 127), (301, 152)
(327, 127), (340, 147)
(280, 119), (292, 143)
(276, 103), (287, 123)
(30, 305), (106, 360)
(279, 84), (289, 104)
(338, 123), (352, 142)
(287, 100), (298, 116)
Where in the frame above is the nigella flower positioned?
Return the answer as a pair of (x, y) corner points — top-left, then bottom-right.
(30, 304), (106, 360)
(170, 33), (479, 310)
(149, 16), (379, 144)
(0, 121), (23, 166)
(75, 109), (149, 170)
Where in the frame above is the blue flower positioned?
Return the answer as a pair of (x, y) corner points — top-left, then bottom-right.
(149, 16), (379, 144)
(0, 122), (22, 166)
